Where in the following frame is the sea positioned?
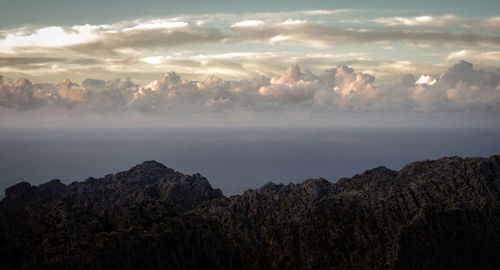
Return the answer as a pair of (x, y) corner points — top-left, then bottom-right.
(1, 127), (499, 197)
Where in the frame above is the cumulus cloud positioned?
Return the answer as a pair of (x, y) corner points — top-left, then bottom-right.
(0, 76), (45, 110)
(82, 78), (138, 111)
(0, 61), (499, 113)
(408, 61), (500, 111)
(258, 65), (319, 107)
(415, 75), (437, 85)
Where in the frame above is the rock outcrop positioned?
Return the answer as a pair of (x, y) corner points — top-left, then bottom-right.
(1, 156), (499, 269)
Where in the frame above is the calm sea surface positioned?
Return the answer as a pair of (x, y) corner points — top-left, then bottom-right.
(1, 127), (499, 196)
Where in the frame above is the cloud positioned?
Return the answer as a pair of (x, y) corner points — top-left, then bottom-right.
(447, 49), (500, 67)
(82, 78), (138, 112)
(64, 26), (227, 56)
(476, 17), (500, 30)
(231, 20), (264, 27)
(2, 14), (499, 58)
(0, 11), (499, 84)
(0, 56), (65, 69)
(0, 75), (45, 110)
(257, 65), (319, 107)
(411, 60), (500, 111)
(174, 9), (352, 24)
(136, 52), (288, 80)
(0, 25), (100, 54)
(415, 75), (437, 85)
(229, 23), (500, 47)
(0, 20), (226, 58)
(375, 15), (460, 27)
(375, 15), (500, 30)
(0, 61), (499, 114)
(51, 79), (89, 108)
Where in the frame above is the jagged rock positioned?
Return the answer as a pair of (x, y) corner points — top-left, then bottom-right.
(1, 156), (499, 269)
(58, 161), (224, 215)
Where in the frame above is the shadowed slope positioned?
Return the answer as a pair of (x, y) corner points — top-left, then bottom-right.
(1, 156), (499, 269)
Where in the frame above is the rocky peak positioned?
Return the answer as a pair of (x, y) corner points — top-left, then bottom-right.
(2, 161), (224, 216)
(108, 160), (178, 184)
(38, 179), (66, 194)
(5, 182), (34, 200)
(127, 160), (173, 175)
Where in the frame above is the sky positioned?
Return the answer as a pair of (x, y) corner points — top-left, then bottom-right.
(0, 0), (499, 127)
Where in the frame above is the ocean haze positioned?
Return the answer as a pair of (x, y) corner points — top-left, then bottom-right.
(1, 127), (499, 196)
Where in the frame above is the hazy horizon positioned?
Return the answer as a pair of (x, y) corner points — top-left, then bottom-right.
(1, 127), (499, 197)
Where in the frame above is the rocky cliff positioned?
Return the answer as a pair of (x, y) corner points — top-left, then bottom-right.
(1, 156), (499, 269)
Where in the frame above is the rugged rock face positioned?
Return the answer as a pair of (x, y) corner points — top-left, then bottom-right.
(1, 156), (499, 269)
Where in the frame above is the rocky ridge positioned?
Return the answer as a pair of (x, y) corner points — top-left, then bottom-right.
(1, 156), (499, 269)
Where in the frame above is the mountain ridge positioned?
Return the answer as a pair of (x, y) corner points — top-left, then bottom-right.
(1, 155), (499, 269)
